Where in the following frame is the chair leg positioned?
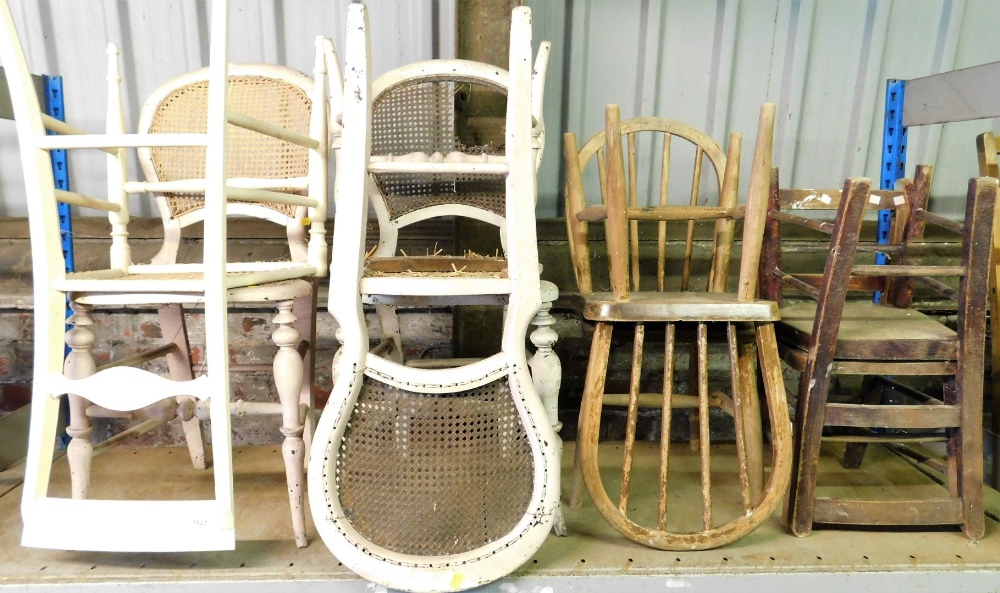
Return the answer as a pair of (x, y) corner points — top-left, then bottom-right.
(841, 376), (882, 470)
(687, 340), (700, 451)
(374, 304), (404, 364)
(528, 296), (565, 535)
(947, 374), (986, 539)
(575, 322), (614, 510)
(292, 290), (317, 472)
(157, 304), (207, 470)
(64, 302), (95, 499)
(786, 365), (827, 537)
(273, 300), (308, 548)
(731, 323), (765, 506)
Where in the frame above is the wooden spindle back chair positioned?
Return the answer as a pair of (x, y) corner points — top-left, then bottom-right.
(563, 103), (792, 550)
(763, 165), (994, 539)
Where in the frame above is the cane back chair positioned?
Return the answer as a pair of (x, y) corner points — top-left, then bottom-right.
(0, 0), (330, 550)
(562, 103), (792, 550)
(309, 5), (559, 591)
(134, 55), (337, 547)
(762, 165), (994, 538)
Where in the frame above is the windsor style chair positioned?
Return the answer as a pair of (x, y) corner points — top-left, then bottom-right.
(563, 103), (793, 550)
(762, 165), (994, 538)
(309, 5), (560, 591)
(1, 0), (330, 551)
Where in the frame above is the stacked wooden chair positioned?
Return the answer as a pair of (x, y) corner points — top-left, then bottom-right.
(309, 4), (559, 591)
(562, 103), (792, 550)
(761, 166), (995, 538)
(1, 0), (330, 550)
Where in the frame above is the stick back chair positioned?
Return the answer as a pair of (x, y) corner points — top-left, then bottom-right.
(309, 6), (559, 591)
(761, 165), (994, 538)
(563, 103), (792, 550)
(0, 0), (330, 551)
(134, 56), (337, 548)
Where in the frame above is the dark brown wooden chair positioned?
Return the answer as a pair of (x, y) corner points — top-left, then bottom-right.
(761, 164), (996, 538)
(562, 103), (792, 550)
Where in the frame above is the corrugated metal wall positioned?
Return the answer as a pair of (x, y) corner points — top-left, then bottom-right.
(0, 0), (998, 218)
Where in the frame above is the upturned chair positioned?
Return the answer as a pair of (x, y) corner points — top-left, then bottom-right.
(761, 165), (995, 538)
(309, 5), (560, 591)
(1, 0), (330, 551)
(563, 103), (792, 550)
(363, 24), (561, 434)
(134, 57), (337, 548)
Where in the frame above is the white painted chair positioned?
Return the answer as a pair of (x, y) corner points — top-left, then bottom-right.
(0, 0), (329, 551)
(134, 57), (338, 548)
(309, 5), (559, 591)
(361, 9), (564, 536)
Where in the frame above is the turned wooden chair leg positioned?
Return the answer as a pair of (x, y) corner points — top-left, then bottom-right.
(64, 302), (95, 499)
(292, 291), (317, 472)
(157, 303), (207, 470)
(529, 289), (564, 535)
(273, 300), (308, 548)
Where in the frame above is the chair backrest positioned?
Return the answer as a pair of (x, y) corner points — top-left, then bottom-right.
(564, 104), (775, 300)
(138, 59), (333, 271)
(759, 168), (912, 307)
(761, 165), (996, 320)
(366, 44), (549, 247)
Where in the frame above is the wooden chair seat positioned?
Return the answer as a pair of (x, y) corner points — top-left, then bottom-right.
(777, 301), (956, 360)
(583, 291), (779, 322)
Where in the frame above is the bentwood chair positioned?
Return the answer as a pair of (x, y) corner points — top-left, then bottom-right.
(564, 103), (792, 550)
(1, 0), (330, 551)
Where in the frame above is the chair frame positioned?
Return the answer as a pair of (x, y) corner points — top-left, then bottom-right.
(762, 165), (995, 538)
(309, 6), (559, 591)
(132, 58), (335, 547)
(565, 103), (792, 550)
(2, 0), (329, 551)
